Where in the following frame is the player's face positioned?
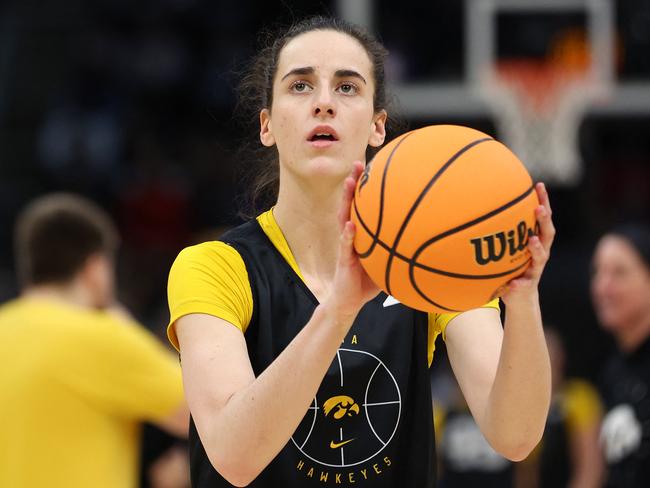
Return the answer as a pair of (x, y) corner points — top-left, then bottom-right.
(591, 235), (650, 333)
(260, 29), (386, 183)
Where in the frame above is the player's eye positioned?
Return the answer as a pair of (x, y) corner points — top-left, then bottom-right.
(291, 81), (312, 93)
(338, 82), (358, 95)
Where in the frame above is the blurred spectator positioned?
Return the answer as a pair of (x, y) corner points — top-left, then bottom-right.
(142, 424), (190, 488)
(148, 443), (191, 488)
(433, 358), (515, 488)
(518, 326), (604, 488)
(592, 224), (650, 488)
(435, 325), (604, 488)
(0, 193), (188, 488)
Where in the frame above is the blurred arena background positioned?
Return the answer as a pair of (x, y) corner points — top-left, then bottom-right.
(1, 0), (650, 389)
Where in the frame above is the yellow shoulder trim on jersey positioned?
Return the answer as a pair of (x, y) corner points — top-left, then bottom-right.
(426, 298), (500, 366)
(257, 209), (305, 281)
(167, 241), (253, 351)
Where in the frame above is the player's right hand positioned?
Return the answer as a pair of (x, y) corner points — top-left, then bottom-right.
(325, 161), (381, 324)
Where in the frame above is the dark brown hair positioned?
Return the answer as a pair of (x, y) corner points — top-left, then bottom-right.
(608, 223), (650, 270)
(235, 16), (402, 218)
(14, 193), (119, 287)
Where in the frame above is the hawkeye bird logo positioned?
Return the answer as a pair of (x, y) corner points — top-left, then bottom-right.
(323, 395), (360, 420)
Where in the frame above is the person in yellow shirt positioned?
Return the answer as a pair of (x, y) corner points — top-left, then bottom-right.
(0, 193), (188, 488)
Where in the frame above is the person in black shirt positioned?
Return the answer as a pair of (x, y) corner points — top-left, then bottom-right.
(517, 326), (604, 488)
(593, 224), (650, 488)
(434, 362), (515, 488)
(167, 16), (555, 487)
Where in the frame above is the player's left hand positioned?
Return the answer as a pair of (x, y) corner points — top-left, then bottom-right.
(501, 182), (555, 306)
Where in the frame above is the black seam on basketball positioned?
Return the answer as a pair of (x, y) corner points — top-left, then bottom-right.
(407, 281), (460, 312)
(352, 199), (379, 256)
(356, 132), (413, 259)
(413, 257), (532, 280)
(356, 194), (534, 279)
(373, 133), (413, 257)
(406, 182), (534, 309)
(384, 137), (493, 295)
(411, 184), (536, 263)
(408, 257), (530, 313)
(353, 197), (397, 259)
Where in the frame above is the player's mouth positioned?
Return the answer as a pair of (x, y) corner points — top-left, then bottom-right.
(307, 125), (339, 148)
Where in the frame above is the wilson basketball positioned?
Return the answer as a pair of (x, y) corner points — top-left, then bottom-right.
(351, 124), (540, 313)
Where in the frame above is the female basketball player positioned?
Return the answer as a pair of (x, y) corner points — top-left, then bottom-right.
(167, 17), (554, 487)
(593, 224), (650, 487)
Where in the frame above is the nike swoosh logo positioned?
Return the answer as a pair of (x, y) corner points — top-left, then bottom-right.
(330, 439), (355, 449)
(383, 295), (400, 307)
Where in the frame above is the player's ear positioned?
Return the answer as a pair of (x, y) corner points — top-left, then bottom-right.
(368, 109), (387, 148)
(260, 109), (276, 147)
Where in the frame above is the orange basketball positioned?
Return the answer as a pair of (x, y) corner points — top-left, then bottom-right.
(351, 124), (540, 313)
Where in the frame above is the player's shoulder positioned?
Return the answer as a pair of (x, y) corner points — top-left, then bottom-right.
(169, 239), (251, 292)
(175, 240), (241, 265)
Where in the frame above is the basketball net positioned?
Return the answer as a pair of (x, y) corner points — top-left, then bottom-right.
(480, 30), (605, 185)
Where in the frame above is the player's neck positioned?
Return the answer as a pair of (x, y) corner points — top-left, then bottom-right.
(273, 180), (344, 283)
(22, 281), (95, 310)
(616, 312), (650, 354)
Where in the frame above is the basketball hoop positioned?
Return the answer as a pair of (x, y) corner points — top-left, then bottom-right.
(466, 0), (616, 186)
(480, 58), (597, 185)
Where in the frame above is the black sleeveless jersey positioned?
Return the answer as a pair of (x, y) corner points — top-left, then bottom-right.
(189, 219), (436, 487)
(600, 338), (650, 488)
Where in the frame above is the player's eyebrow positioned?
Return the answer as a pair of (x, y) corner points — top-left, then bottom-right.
(280, 67), (367, 85)
(281, 67), (315, 82)
(334, 69), (367, 85)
